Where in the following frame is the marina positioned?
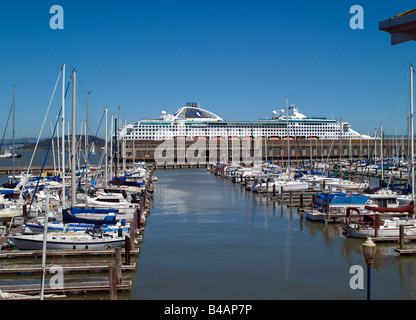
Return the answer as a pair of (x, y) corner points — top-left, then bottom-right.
(0, 68), (157, 299)
(128, 169), (416, 300)
(1, 96), (416, 301)
(2, 154), (416, 300)
(2, 2), (416, 306)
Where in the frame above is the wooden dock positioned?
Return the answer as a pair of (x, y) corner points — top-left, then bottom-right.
(394, 248), (416, 255)
(0, 247), (140, 259)
(0, 244), (139, 298)
(0, 164), (157, 299)
(0, 262), (136, 275)
(0, 281), (132, 295)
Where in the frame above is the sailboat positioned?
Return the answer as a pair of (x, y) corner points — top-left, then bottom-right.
(10, 68), (127, 251)
(8, 228), (126, 250)
(344, 65), (416, 238)
(0, 195), (24, 223)
(23, 213), (130, 235)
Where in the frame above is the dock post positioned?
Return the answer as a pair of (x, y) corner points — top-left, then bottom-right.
(23, 205), (27, 224)
(134, 206), (141, 231)
(300, 193), (303, 209)
(109, 264), (119, 300)
(375, 215), (380, 238)
(290, 191), (293, 207)
(399, 225), (405, 250)
(115, 247), (122, 283)
(325, 203), (329, 221)
(272, 184), (276, 197)
(115, 247), (122, 267)
(346, 208), (351, 226)
(125, 235), (131, 266)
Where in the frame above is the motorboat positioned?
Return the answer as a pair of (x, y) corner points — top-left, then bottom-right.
(304, 193), (370, 222)
(344, 215), (416, 238)
(75, 192), (139, 214)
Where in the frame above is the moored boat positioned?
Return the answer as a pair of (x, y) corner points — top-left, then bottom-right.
(8, 229), (126, 250)
(344, 201), (416, 238)
(344, 215), (416, 238)
(305, 193), (368, 222)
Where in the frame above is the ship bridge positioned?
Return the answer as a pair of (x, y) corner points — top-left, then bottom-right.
(160, 102), (223, 122)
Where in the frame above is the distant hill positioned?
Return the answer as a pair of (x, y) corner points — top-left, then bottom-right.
(16, 135), (106, 150)
(1, 137), (38, 146)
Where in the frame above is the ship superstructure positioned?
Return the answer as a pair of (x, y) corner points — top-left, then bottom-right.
(119, 103), (370, 141)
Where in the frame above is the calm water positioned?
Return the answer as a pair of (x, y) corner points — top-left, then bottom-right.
(2, 153), (416, 300)
(130, 169), (416, 300)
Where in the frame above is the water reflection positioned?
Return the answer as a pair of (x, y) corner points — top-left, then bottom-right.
(137, 169), (416, 300)
(2, 165), (415, 299)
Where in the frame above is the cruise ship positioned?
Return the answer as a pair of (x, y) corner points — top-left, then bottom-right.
(119, 103), (371, 141)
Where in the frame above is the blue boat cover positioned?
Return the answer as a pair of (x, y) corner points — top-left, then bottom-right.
(63, 209), (118, 225)
(71, 207), (119, 214)
(316, 193), (370, 206)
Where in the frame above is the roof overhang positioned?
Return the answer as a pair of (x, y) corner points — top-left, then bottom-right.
(379, 9), (416, 45)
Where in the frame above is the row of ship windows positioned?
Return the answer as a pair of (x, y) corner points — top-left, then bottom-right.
(123, 133), (356, 139)
(131, 131), (344, 136)
(132, 126), (342, 130)
(130, 127), (344, 132)
(133, 129), (343, 133)
(126, 130), (352, 136)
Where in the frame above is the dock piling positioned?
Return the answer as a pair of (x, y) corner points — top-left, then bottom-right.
(400, 225), (405, 250)
(125, 235), (131, 266)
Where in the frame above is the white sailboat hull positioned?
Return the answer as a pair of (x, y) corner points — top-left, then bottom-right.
(0, 208), (23, 223)
(274, 181), (310, 193)
(8, 232), (126, 250)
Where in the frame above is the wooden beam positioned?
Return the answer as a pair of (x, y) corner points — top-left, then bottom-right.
(379, 10), (416, 45)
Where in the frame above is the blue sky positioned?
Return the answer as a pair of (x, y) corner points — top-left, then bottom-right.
(0, 0), (415, 139)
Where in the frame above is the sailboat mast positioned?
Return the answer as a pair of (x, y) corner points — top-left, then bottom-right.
(105, 107), (108, 186)
(71, 69), (76, 207)
(61, 64), (66, 207)
(410, 64), (414, 201)
(86, 91), (90, 153)
(85, 91), (90, 192)
(12, 85), (15, 182)
(286, 97), (290, 175)
(110, 115), (113, 181)
(381, 123), (384, 183)
(339, 118), (342, 172)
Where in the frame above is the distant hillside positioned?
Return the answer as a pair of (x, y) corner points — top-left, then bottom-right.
(16, 135), (106, 150)
(1, 137), (38, 146)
